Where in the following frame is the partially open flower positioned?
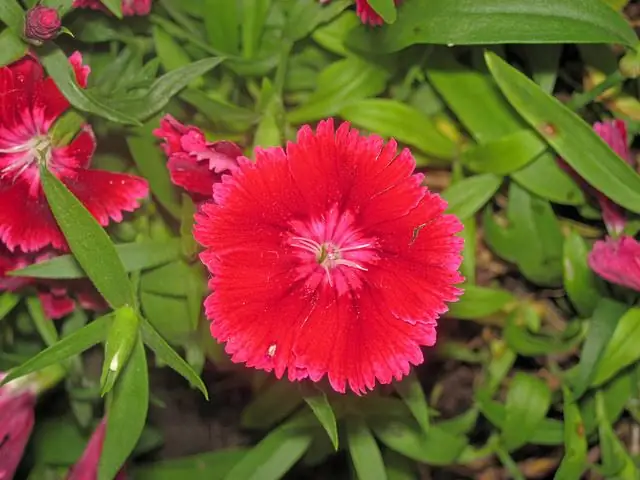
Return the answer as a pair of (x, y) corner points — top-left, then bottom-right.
(194, 119), (464, 394)
(0, 374), (37, 480)
(154, 115), (241, 201)
(24, 5), (61, 43)
(67, 419), (126, 480)
(588, 236), (640, 292)
(321, 0), (402, 26)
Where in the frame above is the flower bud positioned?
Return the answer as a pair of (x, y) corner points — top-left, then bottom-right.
(24, 5), (61, 43)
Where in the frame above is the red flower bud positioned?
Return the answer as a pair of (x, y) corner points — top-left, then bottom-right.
(24, 6), (61, 42)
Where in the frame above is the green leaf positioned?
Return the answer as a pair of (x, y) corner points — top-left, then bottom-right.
(140, 317), (209, 399)
(461, 130), (546, 174)
(502, 373), (552, 450)
(477, 396), (564, 446)
(0, 29), (27, 67)
(0, 314), (110, 386)
(554, 387), (587, 480)
(152, 25), (201, 89)
(563, 230), (602, 317)
(394, 372), (430, 433)
(596, 391), (639, 479)
(371, 418), (468, 465)
(442, 174), (502, 220)
(127, 129), (182, 219)
(100, 306), (139, 396)
(579, 369), (631, 435)
(367, 0), (397, 23)
(26, 296), (58, 347)
(180, 88), (258, 132)
(133, 449), (247, 480)
(111, 57), (225, 121)
(447, 285), (514, 320)
(523, 44), (562, 95)
(284, 0), (350, 42)
(460, 216), (476, 284)
(591, 306), (640, 386)
(346, 417), (387, 480)
(288, 57), (390, 124)
(384, 450), (417, 480)
(99, 0), (123, 18)
(140, 292), (192, 341)
(346, 0), (638, 53)
(40, 167), (136, 309)
(10, 239), (181, 279)
(241, 0), (271, 59)
(51, 110), (85, 147)
(38, 44), (141, 125)
(0, 0), (24, 34)
(312, 11), (360, 57)
(0, 292), (20, 321)
(340, 99), (456, 158)
(426, 48), (522, 144)
(572, 299), (626, 398)
(203, 0), (240, 54)
(100, 337), (149, 480)
(486, 51), (640, 215)
(241, 380), (303, 429)
(511, 153), (585, 205)
(223, 412), (315, 480)
(504, 182), (564, 286)
(504, 305), (582, 356)
(303, 393), (339, 450)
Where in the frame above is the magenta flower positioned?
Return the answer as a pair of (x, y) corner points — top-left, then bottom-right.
(153, 115), (241, 200)
(321, 0), (402, 26)
(588, 236), (640, 292)
(0, 374), (36, 480)
(67, 419), (126, 480)
(72, 0), (151, 16)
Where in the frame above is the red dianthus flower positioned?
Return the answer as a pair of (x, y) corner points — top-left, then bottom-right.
(194, 120), (464, 394)
(0, 53), (149, 253)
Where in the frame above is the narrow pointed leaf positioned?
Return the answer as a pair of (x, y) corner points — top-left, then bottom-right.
(10, 239), (181, 279)
(40, 167), (136, 309)
(141, 317), (209, 399)
(0, 314), (110, 386)
(26, 296), (59, 347)
(0, 292), (20, 321)
(554, 387), (587, 480)
(100, 338), (149, 480)
(0, 29), (27, 67)
(394, 372), (430, 433)
(442, 174), (502, 220)
(346, 417), (387, 480)
(485, 51), (640, 214)
(303, 393), (339, 450)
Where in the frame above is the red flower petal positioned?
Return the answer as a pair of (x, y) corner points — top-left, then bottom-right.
(0, 247), (32, 291)
(588, 236), (640, 292)
(62, 169), (149, 226)
(195, 119), (464, 394)
(53, 125), (96, 171)
(167, 153), (221, 197)
(593, 119), (631, 164)
(0, 182), (66, 252)
(38, 289), (76, 319)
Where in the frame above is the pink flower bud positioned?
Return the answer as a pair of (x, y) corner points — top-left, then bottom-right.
(24, 5), (61, 42)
